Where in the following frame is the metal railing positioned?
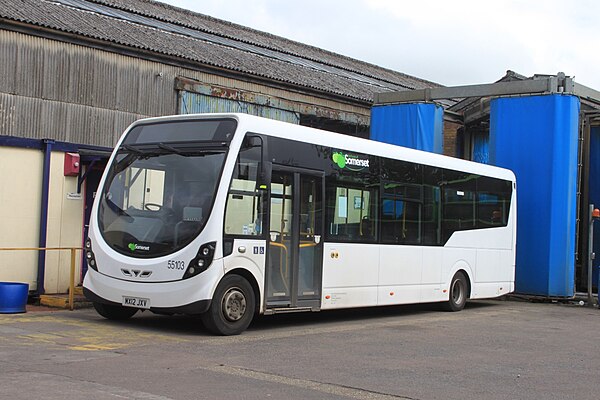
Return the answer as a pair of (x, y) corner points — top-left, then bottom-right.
(0, 247), (82, 310)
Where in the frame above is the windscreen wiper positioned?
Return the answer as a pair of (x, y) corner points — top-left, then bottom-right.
(118, 144), (145, 155)
(156, 141), (229, 156)
(158, 143), (184, 155)
(119, 141), (227, 155)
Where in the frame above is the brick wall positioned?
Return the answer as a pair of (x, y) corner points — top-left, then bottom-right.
(443, 121), (461, 158)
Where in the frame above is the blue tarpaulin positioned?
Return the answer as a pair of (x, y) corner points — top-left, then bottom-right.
(490, 94), (580, 297)
(370, 103), (443, 153)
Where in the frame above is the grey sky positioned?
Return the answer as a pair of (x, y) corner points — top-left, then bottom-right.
(160, 0), (600, 89)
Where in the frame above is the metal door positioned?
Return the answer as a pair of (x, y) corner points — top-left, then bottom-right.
(266, 168), (324, 309)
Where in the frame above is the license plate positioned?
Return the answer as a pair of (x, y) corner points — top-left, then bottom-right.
(122, 296), (150, 309)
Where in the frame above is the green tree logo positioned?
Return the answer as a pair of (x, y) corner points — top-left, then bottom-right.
(128, 243), (136, 252)
(332, 152), (346, 169)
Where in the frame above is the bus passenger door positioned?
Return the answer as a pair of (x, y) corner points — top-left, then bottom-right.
(266, 169), (324, 310)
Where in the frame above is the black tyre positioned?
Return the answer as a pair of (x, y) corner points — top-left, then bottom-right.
(201, 274), (255, 336)
(442, 272), (469, 312)
(93, 302), (138, 320)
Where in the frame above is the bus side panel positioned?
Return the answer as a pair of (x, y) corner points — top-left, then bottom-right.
(420, 247), (444, 303)
(222, 238), (266, 311)
(377, 246), (422, 305)
(470, 249), (514, 299)
(321, 243), (378, 309)
(445, 227), (513, 250)
(474, 249), (512, 283)
(470, 282), (512, 299)
(321, 287), (379, 310)
(445, 227), (515, 300)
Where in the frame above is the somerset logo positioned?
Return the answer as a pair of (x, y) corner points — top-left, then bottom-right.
(332, 151), (370, 171)
(128, 243), (150, 252)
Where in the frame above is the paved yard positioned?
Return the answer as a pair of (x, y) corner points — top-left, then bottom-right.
(0, 299), (598, 399)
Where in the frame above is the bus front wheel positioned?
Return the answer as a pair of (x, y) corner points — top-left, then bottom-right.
(201, 274), (255, 335)
(443, 272), (469, 312)
(93, 302), (138, 320)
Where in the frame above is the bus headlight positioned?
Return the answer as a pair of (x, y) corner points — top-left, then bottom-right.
(184, 242), (215, 279)
(85, 238), (98, 271)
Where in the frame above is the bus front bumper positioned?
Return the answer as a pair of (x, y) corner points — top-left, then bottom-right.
(83, 264), (221, 315)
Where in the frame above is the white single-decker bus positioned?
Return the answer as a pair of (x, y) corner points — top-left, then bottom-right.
(83, 113), (516, 335)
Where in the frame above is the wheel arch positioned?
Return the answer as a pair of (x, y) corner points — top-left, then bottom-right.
(224, 268), (261, 314)
(455, 269), (472, 299)
(446, 260), (474, 299)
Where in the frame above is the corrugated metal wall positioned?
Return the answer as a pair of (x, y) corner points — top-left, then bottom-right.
(0, 29), (370, 147)
(0, 93), (146, 145)
(180, 91), (300, 124)
(0, 30), (176, 147)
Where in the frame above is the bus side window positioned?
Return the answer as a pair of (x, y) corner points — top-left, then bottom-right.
(422, 166), (442, 246)
(380, 182), (423, 245)
(224, 145), (264, 236)
(476, 176), (511, 228)
(327, 185), (377, 242)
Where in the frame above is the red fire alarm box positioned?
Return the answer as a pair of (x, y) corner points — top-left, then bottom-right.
(64, 152), (80, 176)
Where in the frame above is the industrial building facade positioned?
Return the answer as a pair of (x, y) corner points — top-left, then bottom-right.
(0, 0), (452, 294)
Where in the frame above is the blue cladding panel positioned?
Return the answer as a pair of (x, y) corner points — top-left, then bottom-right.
(472, 132), (489, 164)
(589, 127), (600, 289)
(490, 94), (580, 297)
(179, 91), (300, 124)
(370, 103), (444, 153)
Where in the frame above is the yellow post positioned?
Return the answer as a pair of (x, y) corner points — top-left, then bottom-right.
(0, 246), (82, 310)
(69, 248), (76, 311)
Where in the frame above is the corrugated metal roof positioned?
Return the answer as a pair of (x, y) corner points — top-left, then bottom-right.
(0, 0), (441, 103)
(57, 0), (393, 89)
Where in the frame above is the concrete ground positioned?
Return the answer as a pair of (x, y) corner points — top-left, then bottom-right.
(0, 299), (598, 400)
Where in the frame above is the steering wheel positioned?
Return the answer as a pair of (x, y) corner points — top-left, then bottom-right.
(144, 202), (162, 211)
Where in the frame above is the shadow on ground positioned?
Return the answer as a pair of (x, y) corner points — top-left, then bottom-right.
(76, 300), (500, 337)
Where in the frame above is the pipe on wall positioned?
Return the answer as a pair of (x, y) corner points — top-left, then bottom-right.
(36, 139), (54, 295)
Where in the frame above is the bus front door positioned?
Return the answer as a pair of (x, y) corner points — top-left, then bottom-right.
(266, 169), (324, 310)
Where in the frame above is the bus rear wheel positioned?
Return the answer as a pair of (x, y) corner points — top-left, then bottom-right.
(443, 272), (469, 312)
(201, 274), (255, 336)
(93, 302), (138, 320)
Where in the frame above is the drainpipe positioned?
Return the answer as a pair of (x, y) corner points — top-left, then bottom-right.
(36, 139), (54, 295)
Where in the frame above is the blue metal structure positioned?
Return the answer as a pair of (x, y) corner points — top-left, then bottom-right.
(372, 76), (600, 297)
(472, 132), (489, 164)
(369, 103), (444, 153)
(490, 94), (580, 297)
(588, 126), (600, 290)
